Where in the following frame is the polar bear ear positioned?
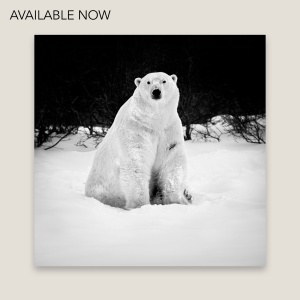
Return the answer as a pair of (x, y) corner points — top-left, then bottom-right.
(171, 74), (178, 84)
(134, 78), (142, 87)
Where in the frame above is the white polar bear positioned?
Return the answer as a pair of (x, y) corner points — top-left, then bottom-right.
(85, 72), (192, 209)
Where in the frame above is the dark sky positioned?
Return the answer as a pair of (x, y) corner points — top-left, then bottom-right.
(35, 35), (265, 114)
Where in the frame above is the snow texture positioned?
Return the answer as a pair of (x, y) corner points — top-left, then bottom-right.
(35, 127), (266, 266)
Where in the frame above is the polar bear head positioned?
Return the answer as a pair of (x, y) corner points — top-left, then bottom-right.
(134, 72), (179, 107)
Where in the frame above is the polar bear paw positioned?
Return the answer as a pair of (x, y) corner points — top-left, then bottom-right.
(183, 189), (193, 203)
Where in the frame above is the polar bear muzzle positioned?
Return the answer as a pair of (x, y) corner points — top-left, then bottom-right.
(151, 87), (162, 100)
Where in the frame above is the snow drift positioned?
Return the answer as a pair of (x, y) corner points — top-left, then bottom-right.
(34, 124), (266, 266)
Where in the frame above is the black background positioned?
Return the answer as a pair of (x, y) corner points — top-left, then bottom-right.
(35, 35), (265, 143)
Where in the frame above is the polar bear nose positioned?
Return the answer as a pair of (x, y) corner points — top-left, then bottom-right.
(152, 88), (161, 99)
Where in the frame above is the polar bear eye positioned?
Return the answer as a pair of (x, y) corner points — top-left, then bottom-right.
(147, 81), (151, 84)
(162, 80), (166, 84)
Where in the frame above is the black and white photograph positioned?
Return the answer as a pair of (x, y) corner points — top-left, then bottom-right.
(34, 35), (266, 266)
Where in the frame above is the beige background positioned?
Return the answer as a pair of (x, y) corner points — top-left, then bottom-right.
(1, 0), (299, 299)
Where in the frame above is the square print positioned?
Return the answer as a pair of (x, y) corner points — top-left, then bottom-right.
(34, 35), (266, 266)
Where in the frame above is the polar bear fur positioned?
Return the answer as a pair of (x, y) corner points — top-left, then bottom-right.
(85, 72), (191, 209)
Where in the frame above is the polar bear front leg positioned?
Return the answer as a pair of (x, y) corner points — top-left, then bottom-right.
(120, 159), (151, 210)
(159, 145), (190, 205)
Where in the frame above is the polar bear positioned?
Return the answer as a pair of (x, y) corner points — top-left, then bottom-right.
(85, 72), (192, 209)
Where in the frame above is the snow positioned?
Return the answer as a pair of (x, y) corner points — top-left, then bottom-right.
(35, 126), (266, 266)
